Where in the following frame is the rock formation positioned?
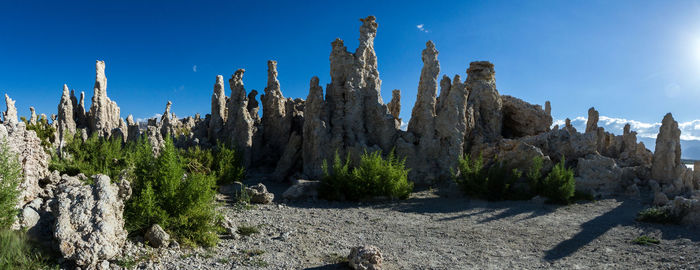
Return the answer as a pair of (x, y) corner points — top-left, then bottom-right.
(261, 60), (293, 164)
(387, 89), (401, 121)
(209, 75), (227, 142)
(302, 77), (331, 179)
(225, 69), (256, 166)
(57, 84), (76, 143)
(348, 245), (383, 270)
(501, 95), (551, 137)
(1, 122), (50, 206)
(585, 107), (598, 133)
(466, 61), (501, 145)
(29, 107), (37, 125)
(651, 113), (683, 185)
(53, 175), (130, 267)
(3, 94), (18, 126)
(87, 60), (122, 138)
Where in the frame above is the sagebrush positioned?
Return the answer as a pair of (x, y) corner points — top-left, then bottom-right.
(320, 150), (413, 201)
(453, 154), (522, 201)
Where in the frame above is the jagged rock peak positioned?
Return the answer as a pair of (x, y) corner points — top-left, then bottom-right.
(545, 101), (551, 116)
(29, 107), (37, 125)
(408, 40), (440, 136)
(57, 84), (76, 139)
(209, 75), (227, 140)
(651, 113), (683, 184)
(88, 60), (121, 138)
(466, 61), (496, 84)
(387, 89), (401, 121)
(3, 94), (18, 126)
(586, 107), (599, 133)
(162, 101), (172, 121)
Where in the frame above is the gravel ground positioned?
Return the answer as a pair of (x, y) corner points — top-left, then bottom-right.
(125, 176), (700, 270)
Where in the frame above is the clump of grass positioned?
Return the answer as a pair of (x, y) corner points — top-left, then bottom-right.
(323, 253), (349, 264)
(320, 150), (413, 201)
(636, 207), (676, 224)
(236, 225), (260, 237)
(633, 235), (660, 245)
(0, 230), (54, 269)
(243, 249), (265, 256)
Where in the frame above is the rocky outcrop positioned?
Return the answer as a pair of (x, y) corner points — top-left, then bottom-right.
(209, 75), (227, 141)
(387, 89), (401, 121)
(651, 113), (684, 185)
(53, 175), (130, 267)
(575, 155), (624, 197)
(501, 95), (551, 138)
(57, 84), (76, 143)
(348, 245), (383, 270)
(3, 94), (18, 126)
(1, 123), (50, 206)
(87, 60), (122, 138)
(225, 69), (256, 166)
(261, 60), (293, 163)
(302, 77), (331, 179)
(29, 107), (37, 125)
(466, 61), (501, 144)
(272, 132), (302, 181)
(585, 107), (598, 133)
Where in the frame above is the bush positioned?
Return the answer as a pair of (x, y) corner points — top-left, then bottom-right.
(636, 207), (676, 224)
(632, 235), (660, 245)
(0, 140), (22, 230)
(320, 150), (413, 201)
(526, 156), (544, 195)
(0, 230), (53, 269)
(179, 142), (245, 185)
(540, 157), (576, 204)
(125, 136), (220, 247)
(453, 154), (522, 201)
(24, 116), (56, 151)
(49, 133), (130, 181)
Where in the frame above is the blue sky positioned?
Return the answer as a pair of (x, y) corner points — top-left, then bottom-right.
(2, 0), (700, 128)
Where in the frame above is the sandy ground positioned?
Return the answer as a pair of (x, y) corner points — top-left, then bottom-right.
(134, 175), (700, 270)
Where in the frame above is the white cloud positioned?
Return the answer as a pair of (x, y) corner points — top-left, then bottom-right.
(192, 65), (197, 72)
(400, 120), (408, 131)
(554, 115), (700, 141)
(416, 24), (428, 33)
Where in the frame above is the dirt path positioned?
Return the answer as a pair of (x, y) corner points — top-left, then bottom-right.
(145, 177), (700, 270)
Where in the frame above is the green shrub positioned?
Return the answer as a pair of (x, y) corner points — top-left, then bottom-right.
(0, 230), (53, 269)
(24, 116), (56, 151)
(236, 225), (260, 236)
(50, 133), (130, 181)
(540, 157), (576, 204)
(526, 156), (544, 195)
(320, 150), (413, 201)
(179, 142), (244, 185)
(0, 140), (22, 230)
(632, 235), (660, 245)
(636, 207), (676, 224)
(125, 136), (220, 247)
(453, 154), (522, 201)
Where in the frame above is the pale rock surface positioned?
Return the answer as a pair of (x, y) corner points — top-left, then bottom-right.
(575, 155), (623, 197)
(651, 113), (684, 185)
(57, 84), (77, 142)
(520, 128), (597, 162)
(466, 61), (501, 144)
(29, 107), (37, 125)
(225, 69), (256, 166)
(209, 75), (227, 141)
(53, 175), (130, 267)
(3, 94), (18, 126)
(348, 245), (383, 270)
(87, 60), (121, 138)
(501, 95), (551, 137)
(3, 123), (50, 205)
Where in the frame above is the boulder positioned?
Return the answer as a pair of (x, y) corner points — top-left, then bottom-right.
(282, 180), (320, 200)
(145, 224), (170, 248)
(53, 174), (131, 267)
(348, 245), (383, 270)
(246, 183), (274, 204)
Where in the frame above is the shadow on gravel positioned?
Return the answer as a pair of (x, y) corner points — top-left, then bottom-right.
(304, 263), (349, 270)
(544, 200), (641, 261)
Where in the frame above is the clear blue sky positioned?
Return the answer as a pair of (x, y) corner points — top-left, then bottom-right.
(2, 0), (700, 124)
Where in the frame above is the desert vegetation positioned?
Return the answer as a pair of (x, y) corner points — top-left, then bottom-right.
(319, 150), (413, 201)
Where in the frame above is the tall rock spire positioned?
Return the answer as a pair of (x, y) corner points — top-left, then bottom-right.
(408, 41), (439, 138)
(3, 94), (18, 126)
(57, 84), (77, 141)
(225, 69), (255, 166)
(261, 60), (292, 162)
(87, 60), (121, 138)
(651, 113), (683, 185)
(209, 75), (227, 141)
(466, 61), (501, 145)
